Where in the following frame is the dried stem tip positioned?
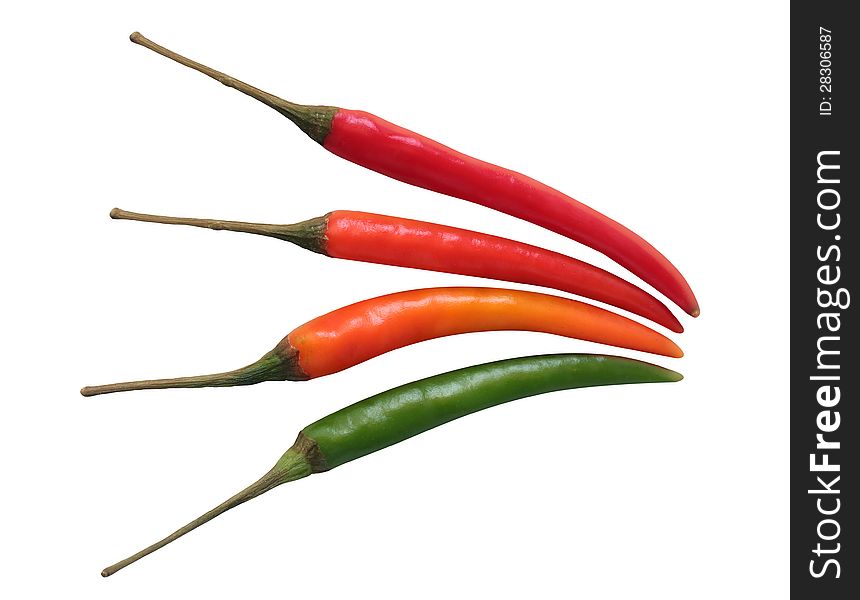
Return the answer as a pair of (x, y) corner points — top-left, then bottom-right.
(128, 32), (339, 144)
(109, 208), (329, 255)
(101, 442), (316, 576)
(80, 344), (307, 397)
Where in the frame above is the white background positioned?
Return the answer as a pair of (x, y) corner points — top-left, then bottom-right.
(0, 1), (788, 597)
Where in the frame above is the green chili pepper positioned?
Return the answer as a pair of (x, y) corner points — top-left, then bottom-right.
(101, 354), (682, 576)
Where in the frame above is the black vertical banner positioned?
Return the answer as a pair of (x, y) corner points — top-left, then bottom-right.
(791, 3), (857, 597)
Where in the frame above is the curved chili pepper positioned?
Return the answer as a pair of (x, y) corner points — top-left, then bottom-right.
(128, 33), (700, 317)
(100, 353), (683, 576)
(109, 208), (683, 332)
(80, 287), (682, 397)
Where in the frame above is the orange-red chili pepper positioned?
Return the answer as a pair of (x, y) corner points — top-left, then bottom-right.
(128, 33), (700, 318)
(110, 208), (683, 332)
(80, 287), (683, 397)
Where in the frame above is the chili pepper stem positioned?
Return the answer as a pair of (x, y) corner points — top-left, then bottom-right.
(129, 32), (338, 144)
(110, 208), (328, 254)
(80, 346), (306, 397)
(101, 446), (313, 577)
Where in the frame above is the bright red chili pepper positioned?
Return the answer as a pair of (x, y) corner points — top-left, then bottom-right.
(110, 208), (683, 332)
(129, 33), (700, 318)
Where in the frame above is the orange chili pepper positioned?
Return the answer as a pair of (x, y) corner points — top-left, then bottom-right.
(81, 288), (682, 397)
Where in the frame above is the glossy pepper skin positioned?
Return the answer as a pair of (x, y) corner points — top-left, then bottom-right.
(80, 287), (682, 397)
(304, 353), (682, 469)
(128, 33), (700, 317)
(110, 208), (683, 332)
(327, 212), (684, 332)
(324, 111), (699, 317)
(287, 287), (683, 379)
(101, 354), (683, 576)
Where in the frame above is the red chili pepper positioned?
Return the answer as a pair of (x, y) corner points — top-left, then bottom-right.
(110, 208), (683, 332)
(80, 287), (683, 397)
(129, 33), (700, 318)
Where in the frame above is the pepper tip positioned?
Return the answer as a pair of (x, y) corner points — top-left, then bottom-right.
(688, 301), (701, 318)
